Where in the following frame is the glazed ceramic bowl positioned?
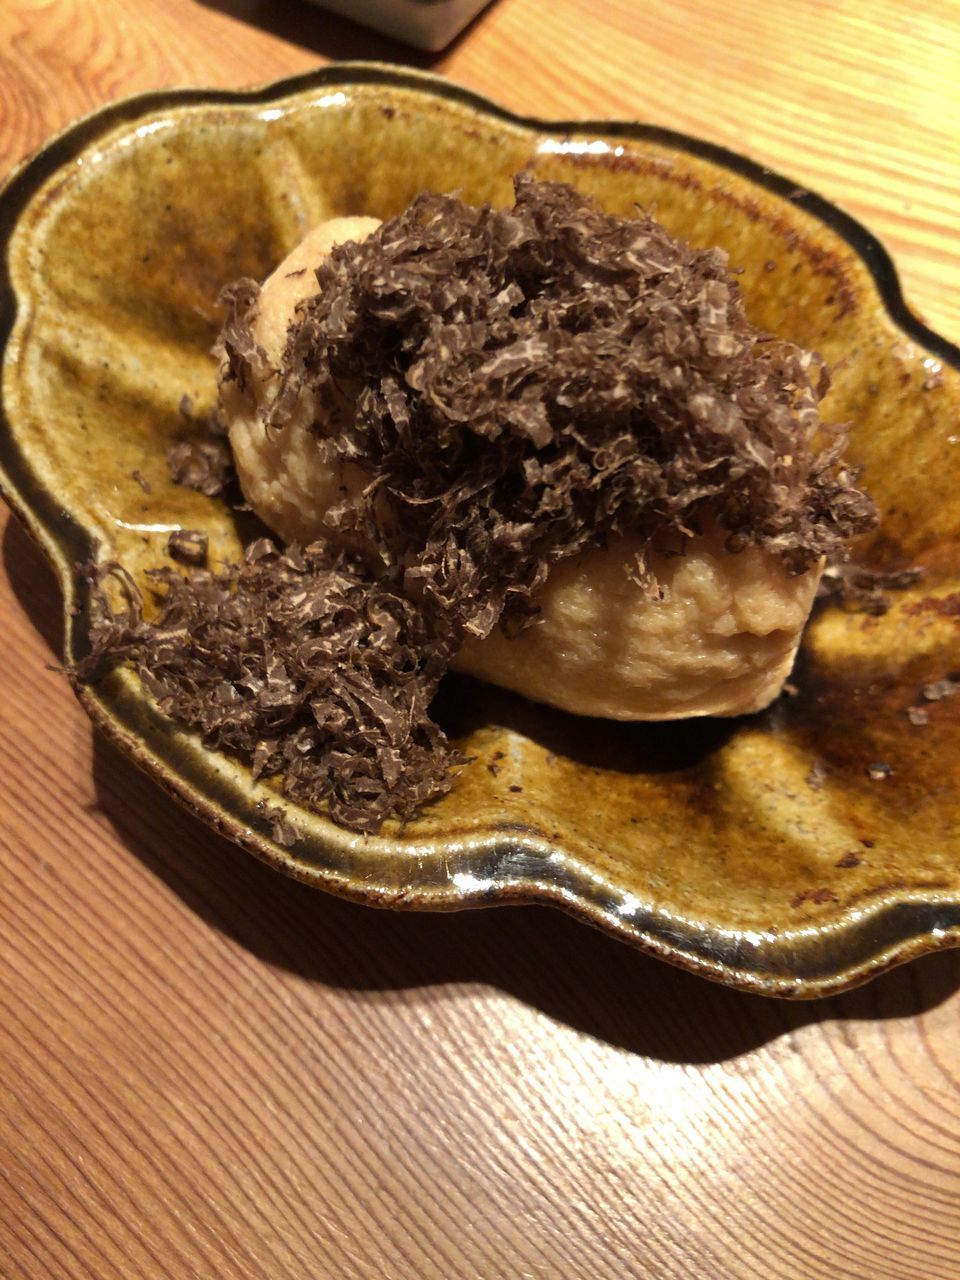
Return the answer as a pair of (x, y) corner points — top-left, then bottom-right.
(2, 65), (959, 997)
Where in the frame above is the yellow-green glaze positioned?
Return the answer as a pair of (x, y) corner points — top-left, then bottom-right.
(2, 66), (958, 996)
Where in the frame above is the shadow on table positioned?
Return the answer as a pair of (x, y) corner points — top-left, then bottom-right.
(3, 513), (65, 655)
(192, 0), (481, 67)
(89, 731), (960, 1064)
(6, 512), (960, 1066)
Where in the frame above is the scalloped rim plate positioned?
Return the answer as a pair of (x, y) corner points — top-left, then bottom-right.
(2, 64), (959, 998)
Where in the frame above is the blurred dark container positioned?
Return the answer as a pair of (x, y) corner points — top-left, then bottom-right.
(306, 0), (497, 50)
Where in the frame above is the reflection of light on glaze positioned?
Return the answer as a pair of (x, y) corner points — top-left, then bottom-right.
(537, 138), (625, 158)
(113, 519), (184, 533)
(604, 897), (872, 948)
(310, 92), (348, 110)
(452, 871), (494, 894)
(135, 120), (176, 139)
(258, 108), (284, 122)
(734, 930), (768, 948)
(86, 119), (176, 166)
(923, 357), (942, 373)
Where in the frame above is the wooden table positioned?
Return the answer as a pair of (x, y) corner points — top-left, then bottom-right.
(1, 3), (958, 1276)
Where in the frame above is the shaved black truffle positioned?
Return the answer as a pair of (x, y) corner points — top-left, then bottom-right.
(233, 170), (874, 636)
(82, 544), (459, 833)
(86, 175), (876, 831)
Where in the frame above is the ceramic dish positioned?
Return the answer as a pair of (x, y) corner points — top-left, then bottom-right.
(2, 65), (959, 998)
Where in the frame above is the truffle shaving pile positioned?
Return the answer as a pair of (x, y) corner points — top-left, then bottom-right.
(237, 171), (874, 629)
(84, 174), (875, 831)
(84, 542), (456, 831)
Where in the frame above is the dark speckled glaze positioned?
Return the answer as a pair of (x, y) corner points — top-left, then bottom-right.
(1, 64), (959, 997)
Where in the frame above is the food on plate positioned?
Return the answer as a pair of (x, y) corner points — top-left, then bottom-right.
(86, 175), (875, 830)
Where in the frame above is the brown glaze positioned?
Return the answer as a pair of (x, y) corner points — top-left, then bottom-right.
(1, 65), (958, 996)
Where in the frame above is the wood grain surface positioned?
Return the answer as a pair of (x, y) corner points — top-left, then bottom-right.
(1, 2), (959, 1277)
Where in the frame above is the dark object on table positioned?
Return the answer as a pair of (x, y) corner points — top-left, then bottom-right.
(306, 0), (496, 50)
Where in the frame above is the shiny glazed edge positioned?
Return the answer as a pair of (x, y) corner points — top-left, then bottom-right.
(1, 63), (959, 998)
